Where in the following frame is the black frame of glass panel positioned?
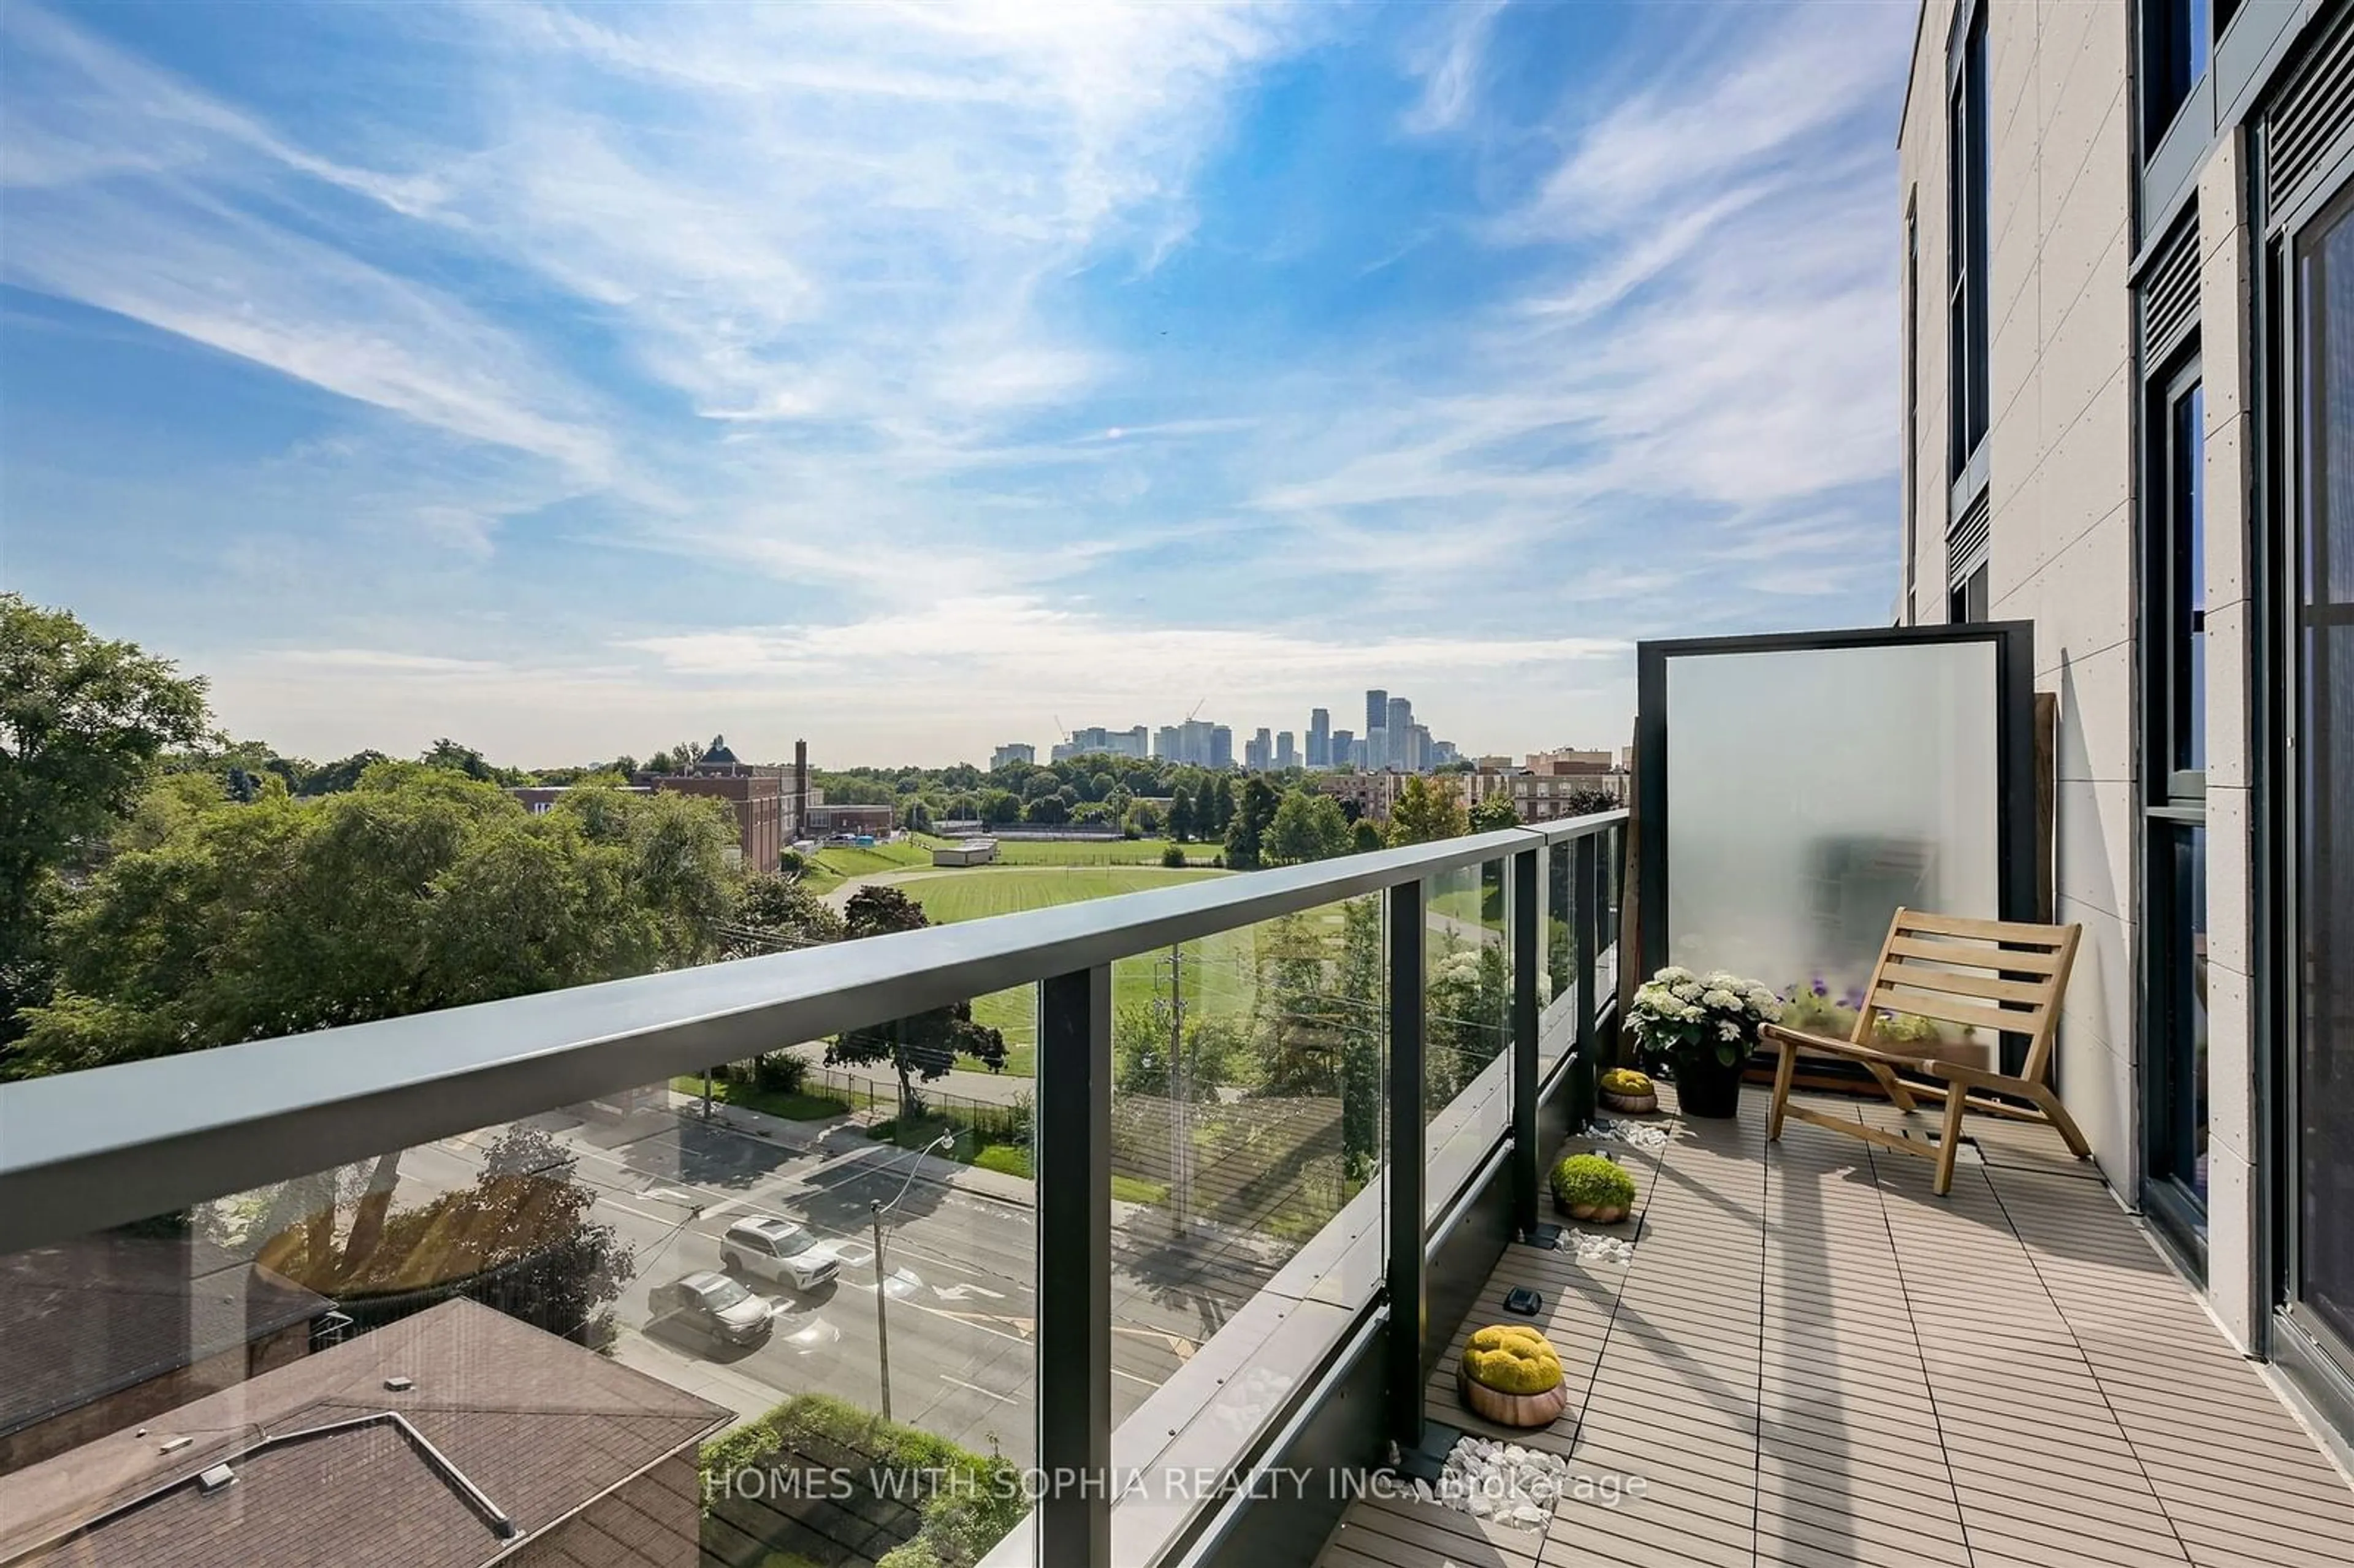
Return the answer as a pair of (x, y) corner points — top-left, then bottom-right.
(2140, 348), (2212, 1254)
(1634, 622), (2040, 1067)
(2269, 150), (2354, 1436)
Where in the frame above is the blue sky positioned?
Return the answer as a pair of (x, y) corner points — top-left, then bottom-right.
(0, 0), (1918, 767)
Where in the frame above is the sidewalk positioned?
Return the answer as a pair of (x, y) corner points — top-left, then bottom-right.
(667, 1089), (1037, 1208)
(609, 1329), (785, 1430)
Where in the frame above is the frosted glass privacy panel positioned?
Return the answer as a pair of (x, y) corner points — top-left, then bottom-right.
(1664, 641), (2000, 1002)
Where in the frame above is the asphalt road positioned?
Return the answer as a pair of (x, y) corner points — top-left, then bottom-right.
(390, 1102), (1279, 1465)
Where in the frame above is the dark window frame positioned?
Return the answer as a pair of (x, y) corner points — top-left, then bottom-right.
(2142, 0), (2215, 154)
(2141, 344), (2211, 1244)
(1948, 4), (1991, 481)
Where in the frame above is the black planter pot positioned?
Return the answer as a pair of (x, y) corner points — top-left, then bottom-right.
(1674, 1051), (1745, 1119)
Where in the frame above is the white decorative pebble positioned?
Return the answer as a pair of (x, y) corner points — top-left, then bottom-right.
(1429, 1434), (1566, 1532)
(1589, 1116), (1669, 1151)
(1555, 1228), (1636, 1265)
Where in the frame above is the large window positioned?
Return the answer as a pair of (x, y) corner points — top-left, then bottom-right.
(1906, 198), (1921, 622)
(1948, 4), (1990, 480)
(2143, 0), (2212, 151)
(2145, 362), (2207, 1236)
(1948, 561), (1989, 624)
(2293, 185), (2354, 1368)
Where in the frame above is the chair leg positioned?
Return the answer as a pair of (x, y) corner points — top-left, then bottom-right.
(2024, 1083), (2093, 1160)
(1933, 1090), (1969, 1197)
(1768, 1037), (1797, 1143)
(1865, 1059), (1919, 1114)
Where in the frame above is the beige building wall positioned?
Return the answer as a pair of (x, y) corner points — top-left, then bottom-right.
(1899, 1), (2271, 1352)
(1900, 0), (2144, 1188)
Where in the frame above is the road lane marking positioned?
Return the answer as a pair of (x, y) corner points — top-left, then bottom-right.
(939, 1374), (1017, 1405)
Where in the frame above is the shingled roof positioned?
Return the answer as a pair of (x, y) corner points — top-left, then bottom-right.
(1, 1297), (731, 1568)
(0, 1234), (332, 1441)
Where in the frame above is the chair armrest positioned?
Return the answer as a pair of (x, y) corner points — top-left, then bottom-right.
(1917, 1059), (2030, 1094)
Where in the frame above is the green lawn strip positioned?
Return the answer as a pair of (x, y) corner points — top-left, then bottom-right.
(966, 1141), (1167, 1205)
(988, 837), (1223, 867)
(669, 1075), (864, 1122)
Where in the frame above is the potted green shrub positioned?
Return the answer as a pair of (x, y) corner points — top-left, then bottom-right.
(1599, 1067), (1656, 1114)
(1550, 1152), (1636, 1222)
(1456, 1323), (1568, 1427)
(1628, 967), (1783, 1119)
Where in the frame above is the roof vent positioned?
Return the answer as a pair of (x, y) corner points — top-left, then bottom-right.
(197, 1464), (237, 1494)
(158, 1436), (193, 1456)
(384, 1375), (414, 1391)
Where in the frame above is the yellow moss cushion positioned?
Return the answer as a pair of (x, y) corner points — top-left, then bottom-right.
(1462, 1325), (1564, 1395)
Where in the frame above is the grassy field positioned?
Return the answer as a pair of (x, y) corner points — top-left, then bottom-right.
(899, 864), (1221, 922)
(989, 837), (1223, 867)
(796, 834), (950, 894)
(875, 864), (1252, 1076)
(796, 834), (1218, 892)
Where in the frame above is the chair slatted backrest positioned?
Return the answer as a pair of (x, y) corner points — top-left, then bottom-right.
(1849, 908), (2081, 1084)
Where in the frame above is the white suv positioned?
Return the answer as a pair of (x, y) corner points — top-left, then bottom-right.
(720, 1216), (840, 1292)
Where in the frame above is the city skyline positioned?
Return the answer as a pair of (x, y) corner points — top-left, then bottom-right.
(0, 1), (1908, 766)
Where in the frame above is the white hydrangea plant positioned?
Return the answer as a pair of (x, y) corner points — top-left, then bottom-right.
(1628, 963), (1784, 1070)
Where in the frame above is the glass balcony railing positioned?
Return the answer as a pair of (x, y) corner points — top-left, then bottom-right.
(0, 810), (1626, 1568)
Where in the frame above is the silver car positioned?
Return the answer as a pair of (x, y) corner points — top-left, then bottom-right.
(650, 1270), (772, 1347)
(720, 1216), (840, 1292)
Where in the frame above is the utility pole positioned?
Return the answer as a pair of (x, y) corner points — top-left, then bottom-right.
(871, 1201), (892, 1420)
(1164, 944), (1190, 1239)
(872, 1133), (952, 1423)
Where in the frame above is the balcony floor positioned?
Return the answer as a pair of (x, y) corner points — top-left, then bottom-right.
(1317, 1085), (2354, 1568)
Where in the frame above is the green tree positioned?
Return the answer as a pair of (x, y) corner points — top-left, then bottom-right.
(827, 887), (1007, 1114)
(300, 750), (389, 795)
(735, 873), (846, 948)
(1468, 791), (1520, 833)
(1254, 911), (1345, 1095)
(979, 790), (1022, 826)
(421, 737), (501, 782)
(1025, 794), (1070, 826)
(1222, 777), (1280, 869)
(12, 764), (739, 1078)
(1426, 937), (1509, 1108)
(1337, 896), (1384, 1184)
(1, 595), (210, 1042)
(1166, 785), (1195, 842)
(1560, 785), (1620, 816)
(1114, 1006), (1240, 1101)
(1263, 790), (1352, 866)
(1386, 774), (1468, 847)
(1350, 818), (1385, 854)
(1209, 775), (1236, 833)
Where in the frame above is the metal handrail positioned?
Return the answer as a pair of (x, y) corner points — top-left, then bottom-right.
(0, 812), (1623, 1253)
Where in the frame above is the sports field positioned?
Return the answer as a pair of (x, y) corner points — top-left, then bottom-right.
(875, 864), (1251, 1076)
(799, 834), (1218, 892)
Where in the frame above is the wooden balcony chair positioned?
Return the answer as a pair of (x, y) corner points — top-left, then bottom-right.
(1764, 908), (2086, 1196)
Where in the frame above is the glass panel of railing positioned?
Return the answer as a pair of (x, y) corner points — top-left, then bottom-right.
(1596, 824), (1623, 1023)
(1107, 894), (1385, 1409)
(0, 1045), (1035, 1566)
(1542, 839), (1578, 1070)
(1425, 859), (1509, 1189)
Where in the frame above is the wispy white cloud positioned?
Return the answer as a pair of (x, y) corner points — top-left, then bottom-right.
(4, 0), (1915, 764)
(1400, 0), (1506, 135)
